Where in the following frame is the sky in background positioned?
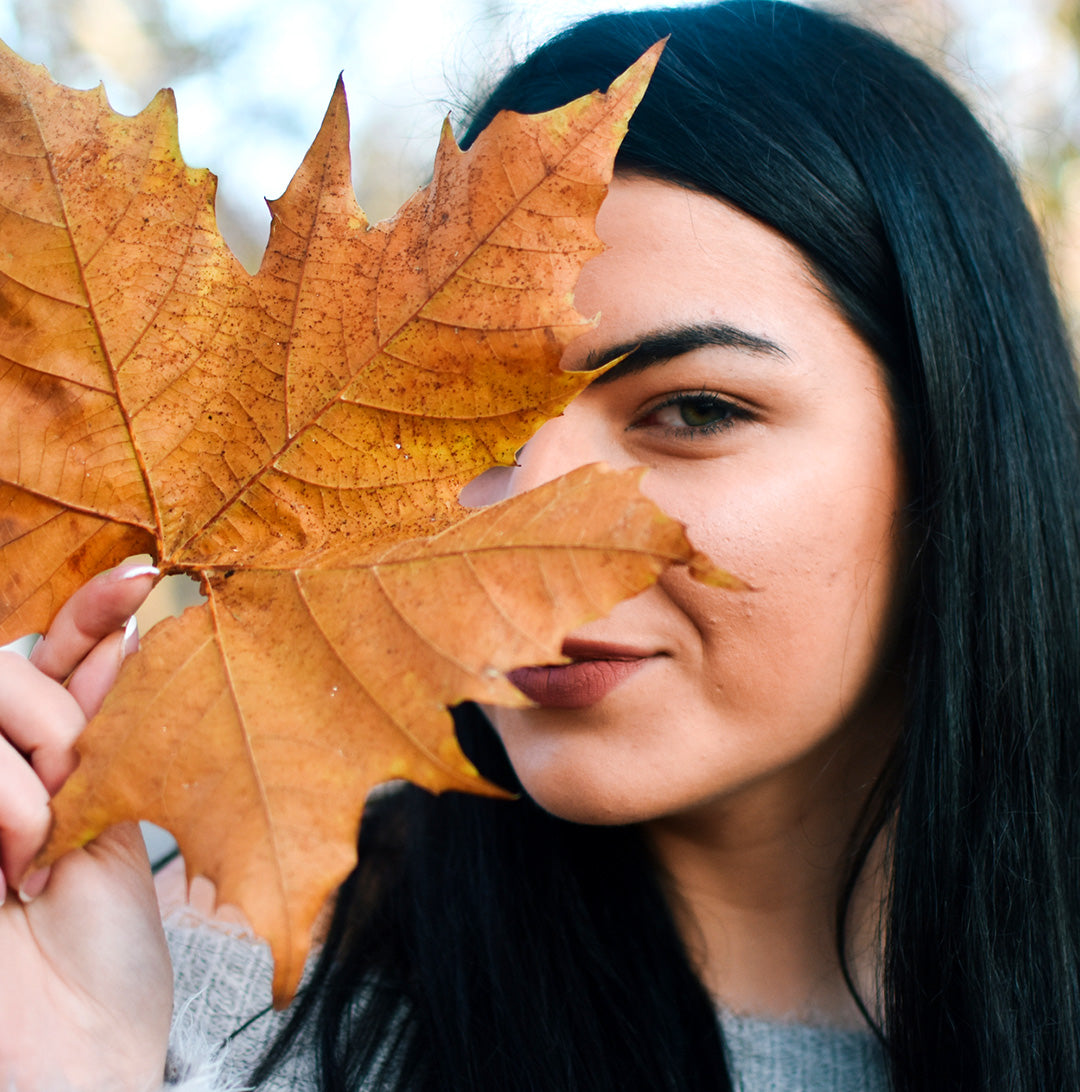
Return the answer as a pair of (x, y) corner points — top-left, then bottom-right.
(0, 0), (1075, 267)
(0, 0), (674, 257)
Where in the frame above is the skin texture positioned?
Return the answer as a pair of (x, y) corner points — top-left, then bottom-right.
(486, 176), (906, 1022)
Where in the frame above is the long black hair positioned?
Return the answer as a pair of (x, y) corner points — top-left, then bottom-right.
(257, 4), (1080, 1089)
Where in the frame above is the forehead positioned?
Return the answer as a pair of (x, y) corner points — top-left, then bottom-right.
(564, 175), (857, 372)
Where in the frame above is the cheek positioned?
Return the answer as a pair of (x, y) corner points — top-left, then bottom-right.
(658, 443), (905, 728)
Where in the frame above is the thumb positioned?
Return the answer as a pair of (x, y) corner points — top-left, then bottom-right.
(86, 820), (153, 873)
(20, 819), (154, 906)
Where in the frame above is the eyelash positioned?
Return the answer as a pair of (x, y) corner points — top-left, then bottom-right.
(630, 390), (752, 438)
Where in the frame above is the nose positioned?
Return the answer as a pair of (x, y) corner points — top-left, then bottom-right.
(458, 397), (627, 507)
(512, 394), (637, 495)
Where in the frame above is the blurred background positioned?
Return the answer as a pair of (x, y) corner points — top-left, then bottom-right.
(1, 0), (1076, 324)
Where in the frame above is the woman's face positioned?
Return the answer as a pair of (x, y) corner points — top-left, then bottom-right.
(484, 177), (906, 828)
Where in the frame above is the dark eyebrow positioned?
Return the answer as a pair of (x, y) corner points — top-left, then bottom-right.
(580, 322), (788, 386)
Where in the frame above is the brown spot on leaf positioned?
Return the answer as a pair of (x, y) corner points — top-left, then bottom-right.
(0, 275), (34, 329)
(0, 90), (25, 131)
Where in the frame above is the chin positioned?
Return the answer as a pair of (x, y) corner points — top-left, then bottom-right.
(526, 787), (649, 827)
(484, 701), (720, 827)
(506, 754), (670, 827)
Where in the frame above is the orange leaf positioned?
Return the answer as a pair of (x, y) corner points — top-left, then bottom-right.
(0, 39), (735, 1003)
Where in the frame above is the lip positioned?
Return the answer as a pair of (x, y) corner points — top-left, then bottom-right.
(507, 640), (656, 708)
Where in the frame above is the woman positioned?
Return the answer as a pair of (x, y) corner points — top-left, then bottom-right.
(2, 2), (1079, 1090)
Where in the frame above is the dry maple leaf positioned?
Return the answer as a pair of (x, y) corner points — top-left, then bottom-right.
(0, 39), (736, 1003)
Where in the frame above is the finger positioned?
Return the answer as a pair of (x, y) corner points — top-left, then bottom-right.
(66, 620), (137, 723)
(30, 564), (157, 684)
(0, 651), (86, 795)
(0, 733), (52, 892)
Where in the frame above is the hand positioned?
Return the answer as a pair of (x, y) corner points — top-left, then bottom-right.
(0, 565), (174, 1092)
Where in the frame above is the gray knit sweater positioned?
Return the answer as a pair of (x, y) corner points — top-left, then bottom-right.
(165, 915), (889, 1092)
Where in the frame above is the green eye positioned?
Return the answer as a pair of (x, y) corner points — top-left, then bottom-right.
(631, 392), (749, 437)
(678, 397), (728, 427)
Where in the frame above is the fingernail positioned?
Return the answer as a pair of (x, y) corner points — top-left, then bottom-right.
(123, 614), (139, 654)
(111, 564), (160, 582)
(18, 865), (50, 903)
(118, 615), (139, 672)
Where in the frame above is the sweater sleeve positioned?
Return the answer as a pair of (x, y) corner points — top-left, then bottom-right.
(163, 912), (317, 1092)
